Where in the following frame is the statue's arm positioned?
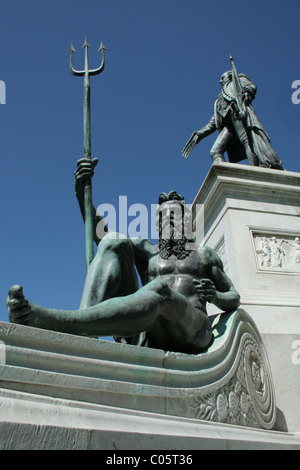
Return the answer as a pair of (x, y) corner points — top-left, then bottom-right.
(74, 158), (108, 245)
(196, 246), (240, 312)
(131, 237), (155, 285)
(210, 264), (240, 311)
(196, 115), (217, 140)
(182, 116), (216, 159)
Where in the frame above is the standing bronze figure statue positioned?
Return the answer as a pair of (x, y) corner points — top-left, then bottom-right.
(182, 56), (284, 170)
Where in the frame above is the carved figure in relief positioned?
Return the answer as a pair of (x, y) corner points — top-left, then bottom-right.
(291, 237), (300, 265)
(269, 237), (286, 268)
(256, 236), (289, 269)
(256, 237), (271, 267)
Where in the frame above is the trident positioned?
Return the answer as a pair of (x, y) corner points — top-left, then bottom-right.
(69, 38), (106, 271)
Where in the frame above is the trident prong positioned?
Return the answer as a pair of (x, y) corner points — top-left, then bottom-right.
(68, 42), (83, 76)
(68, 38), (106, 76)
(69, 38), (106, 271)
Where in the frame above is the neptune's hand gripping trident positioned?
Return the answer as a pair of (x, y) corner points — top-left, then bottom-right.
(69, 38), (106, 271)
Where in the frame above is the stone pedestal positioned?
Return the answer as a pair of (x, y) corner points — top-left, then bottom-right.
(1, 389), (299, 450)
(1, 163), (299, 449)
(192, 163), (300, 431)
(0, 317), (299, 450)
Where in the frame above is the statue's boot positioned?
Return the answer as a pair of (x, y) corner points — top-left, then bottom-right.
(211, 154), (225, 165)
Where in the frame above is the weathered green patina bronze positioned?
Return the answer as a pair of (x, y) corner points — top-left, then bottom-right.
(6, 51), (242, 355)
(69, 38), (106, 270)
(7, 159), (240, 354)
(182, 56), (284, 170)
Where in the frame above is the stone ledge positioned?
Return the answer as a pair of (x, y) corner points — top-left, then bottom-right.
(0, 388), (299, 450)
(0, 309), (276, 431)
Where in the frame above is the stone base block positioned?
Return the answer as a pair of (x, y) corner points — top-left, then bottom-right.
(0, 308), (277, 437)
(0, 388), (299, 450)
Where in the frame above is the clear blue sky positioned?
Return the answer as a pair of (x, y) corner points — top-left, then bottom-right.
(1, 0), (300, 324)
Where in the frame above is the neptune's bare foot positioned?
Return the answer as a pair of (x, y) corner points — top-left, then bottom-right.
(7, 285), (32, 325)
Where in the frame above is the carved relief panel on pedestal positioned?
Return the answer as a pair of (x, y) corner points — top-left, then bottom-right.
(252, 231), (300, 273)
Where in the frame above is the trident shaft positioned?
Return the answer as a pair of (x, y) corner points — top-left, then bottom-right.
(69, 38), (106, 271)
